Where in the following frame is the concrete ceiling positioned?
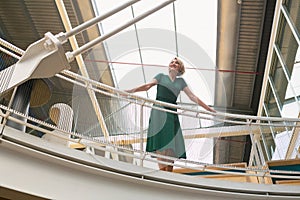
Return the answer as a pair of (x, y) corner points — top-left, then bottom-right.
(215, 0), (276, 115)
(214, 0), (276, 164)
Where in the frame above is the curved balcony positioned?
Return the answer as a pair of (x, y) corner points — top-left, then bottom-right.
(0, 1), (300, 198)
(1, 69), (300, 199)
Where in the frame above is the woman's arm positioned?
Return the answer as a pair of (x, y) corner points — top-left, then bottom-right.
(183, 86), (216, 112)
(125, 79), (158, 93)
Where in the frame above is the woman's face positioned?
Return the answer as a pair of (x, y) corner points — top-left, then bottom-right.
(169, 58), (181, 74)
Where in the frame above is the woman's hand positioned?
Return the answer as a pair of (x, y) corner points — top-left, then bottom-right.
(207, 106), (217, 113)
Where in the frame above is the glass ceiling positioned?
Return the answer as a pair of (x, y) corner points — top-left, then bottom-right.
(91, 0), (217, 107)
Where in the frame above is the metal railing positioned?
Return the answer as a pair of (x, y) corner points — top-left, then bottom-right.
(1, 0), (300, 184)
(1, 37), (300, 182)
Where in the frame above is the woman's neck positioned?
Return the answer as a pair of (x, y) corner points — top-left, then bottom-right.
(168, 71), (177, 81)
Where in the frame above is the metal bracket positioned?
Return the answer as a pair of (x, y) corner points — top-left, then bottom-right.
(0, 32), (70, 95)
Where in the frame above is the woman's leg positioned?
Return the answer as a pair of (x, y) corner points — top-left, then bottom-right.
(156, 149), (175, 172)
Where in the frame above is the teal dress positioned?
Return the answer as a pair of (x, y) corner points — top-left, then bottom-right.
(146, 73), (187, 159)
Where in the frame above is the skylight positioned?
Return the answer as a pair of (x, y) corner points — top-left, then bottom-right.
(91, 0), (217, 106)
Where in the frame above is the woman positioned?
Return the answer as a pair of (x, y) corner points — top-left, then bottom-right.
(125, 57), (215, 172)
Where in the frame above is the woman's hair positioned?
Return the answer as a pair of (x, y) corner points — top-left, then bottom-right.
(175, 57), (185, 76)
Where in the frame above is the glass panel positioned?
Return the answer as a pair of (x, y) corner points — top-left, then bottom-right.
(283, 56), (300, 118)
(285, 78), (295, 99)
(133, 1), (175, 30)
(269, 52), (287, 110)
(95, 0), (134, 33)
(265, 81), (281, 117)
(176, 0), (217, 62)
(282, 98), (299, 118)
(257, 124), (271, 161)
(115, 51), (152, 98)
(272, 128), (293, 160)
(290, 49), (300, 97)
(260, 110), (291, 161)
(276, 13), (297, 78)
(284, 0), (300, 35)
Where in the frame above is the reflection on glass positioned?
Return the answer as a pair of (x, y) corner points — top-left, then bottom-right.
(283, 80), (299, 119)
(269, 52), (287, 108)
(289, 60), (300, 98)
(276, 13), (297, 78)
(265, 81), (281, 117)
(259, 0), (300, 161)
(284, 0), (300, 35)
(258, 124), (274, 161)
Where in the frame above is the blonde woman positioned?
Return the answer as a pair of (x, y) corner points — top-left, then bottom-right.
(125, 57), (215, 172)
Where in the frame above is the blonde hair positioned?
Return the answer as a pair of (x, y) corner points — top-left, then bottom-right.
(175, 57), (185, 76)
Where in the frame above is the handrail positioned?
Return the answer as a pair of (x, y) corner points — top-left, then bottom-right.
(1, 105), (300, 182)
(1, 41), (299, 178)
(58, 69), (300, 125)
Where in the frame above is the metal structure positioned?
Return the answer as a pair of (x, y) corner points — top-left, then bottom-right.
(1, 0), (300, 199)
(0, 0), (277, 168)
(1, 53), (300, 198)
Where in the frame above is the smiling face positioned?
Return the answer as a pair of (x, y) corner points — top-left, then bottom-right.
(169, 57), (185, 76)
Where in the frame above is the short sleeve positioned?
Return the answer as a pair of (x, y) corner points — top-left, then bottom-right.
(154, 73), (163, 83)
(179, 78), (187, 90)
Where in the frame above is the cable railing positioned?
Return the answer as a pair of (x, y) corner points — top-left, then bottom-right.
(0, 36), (299, 166)
(0, 56), (300, 184)
(1, 97), (300, 184)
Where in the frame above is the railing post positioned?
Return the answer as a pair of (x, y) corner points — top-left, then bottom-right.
(140, 102), (145, 167)
(247, 119), (263, 167)
(285, 113), (300, 159)
(258, 125), (271, 161)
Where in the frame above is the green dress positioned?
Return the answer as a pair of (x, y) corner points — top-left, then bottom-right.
(146, 73), (187, 159)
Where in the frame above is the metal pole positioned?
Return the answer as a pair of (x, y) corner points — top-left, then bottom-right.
(65, 0), (140, 38)
(140, 103), (144, 167)
(69, 0), (175, 60)
(0, 37), (25, 55)
(0, 46), (21, 60)
(248, 120), (263, 167)
(257, 0), (283, 116)
(285, 113), (300, 159)
(259, 125), (271, 161)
